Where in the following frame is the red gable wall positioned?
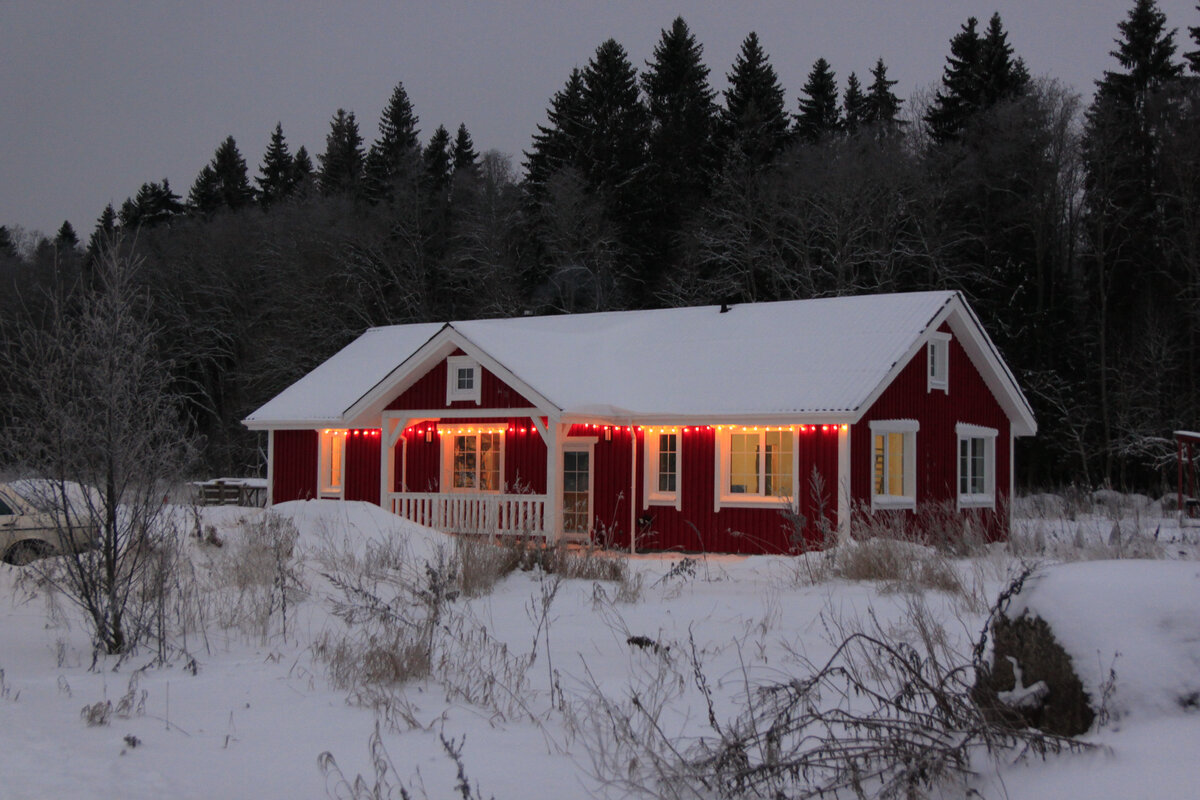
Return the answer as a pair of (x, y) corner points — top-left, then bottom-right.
(386, 351), (537, 411)
(850, 324), (1010, 533)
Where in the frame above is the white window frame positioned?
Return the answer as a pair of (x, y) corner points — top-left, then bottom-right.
(440, 426), (505, 493)
(446, 355), (481, 405)
(644, 431), (682, 510)
(713, 427), (796, 510)
(869, 419), (918, 510)
(318, 428), (347, 499)
(927, 332), (950, 394)
(956, 423), (997, 509)
(562, 438), (597, 536)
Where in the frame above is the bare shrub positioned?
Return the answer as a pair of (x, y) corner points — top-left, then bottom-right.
(545, 544), (628, 583)
(581, 594), (1093, 799)
(454, 536), (523, 597)
(208, 512), (303, 642)
(832, 536), (965, 596)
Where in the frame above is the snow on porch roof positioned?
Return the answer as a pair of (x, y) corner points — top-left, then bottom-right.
(245, 291), (976, 428)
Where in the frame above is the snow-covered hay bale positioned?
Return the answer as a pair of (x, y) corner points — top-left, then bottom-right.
(976, 561), (1200, 736)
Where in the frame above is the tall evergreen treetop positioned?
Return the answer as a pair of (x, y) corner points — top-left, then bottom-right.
(580, 38), (648, 192)
(188, 165), (222, 216)
(365, 82), (421, 200)
(525, 68), (588, 189)
(1188, 3), (1200, 72)
(796, 57), (842, 143)
(318, 108), (365, 197)
(257, 122), (297, 207)
(55, 221), (79, 251)
(210, 136), (254, 211)
(0, 225), (16, 259)
(423, 124), (453, 195)
(925, 14), (1029, 144)
(1097, 0), (1182, 106)
(85, 204), (117, 264)
(720, 32), (790, 168)
(842, 72), (867, 134)
(120, 179), (183, 228)
(864, 58), (903, 129)
(452, 123), (479, 176)
(642, 17), (717, 171)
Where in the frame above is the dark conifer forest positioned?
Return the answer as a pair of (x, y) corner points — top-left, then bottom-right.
(4, 2), (1200, 492)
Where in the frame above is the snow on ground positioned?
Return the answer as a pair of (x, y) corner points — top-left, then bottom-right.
(0, 498), (1197, 799)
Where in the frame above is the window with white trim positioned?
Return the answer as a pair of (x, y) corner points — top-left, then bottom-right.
(927, 332), (950, 393)
(443, 430), (503, 492)
(869, 419), (918, 509)
(644, 432), (681, 508)
(446, 355), (481, 404)
(319, 429), (347, 498)
(956, 423), (997, 508)
(715, 428), (794, 506)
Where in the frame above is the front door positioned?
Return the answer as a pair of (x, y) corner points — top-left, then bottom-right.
(562, 445), (592, 537)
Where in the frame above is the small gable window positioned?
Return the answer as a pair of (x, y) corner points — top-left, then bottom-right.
(446, 355), (481, 405)
(927, 332), (950, 393)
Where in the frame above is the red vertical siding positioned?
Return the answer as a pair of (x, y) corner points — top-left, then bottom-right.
(272, 429), (317, 503)
(344, 429), (381, 504)
(387, 351), (536, 410)
(850, 326), (1011, 538)
(585, 425), (840, 555)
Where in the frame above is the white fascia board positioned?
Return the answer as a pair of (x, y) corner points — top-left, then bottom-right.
(342, 325), (560, 429)
(243, 418), (343, 431)
(851, 293), (956, 423)
(560, 412), (858, 427)
(849, 292), (1038, 438)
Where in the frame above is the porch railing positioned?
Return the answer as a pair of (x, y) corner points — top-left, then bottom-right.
(387, 492), (549, 537)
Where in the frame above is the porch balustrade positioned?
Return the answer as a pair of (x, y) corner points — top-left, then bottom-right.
(387, 492), (549, 537)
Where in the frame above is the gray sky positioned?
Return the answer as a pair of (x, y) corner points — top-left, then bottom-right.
(3, 1), (1198, 242)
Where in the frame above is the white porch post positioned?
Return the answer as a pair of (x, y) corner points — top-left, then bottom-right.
(266, 429), (275, 507)
(534, 416), (561, 542)
(381, 415), (409, 514)
(837, 425), (852, 543)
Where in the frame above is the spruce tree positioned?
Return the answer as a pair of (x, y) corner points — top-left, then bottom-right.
(452, 123), (479, 176)
(1189, 3), (1200, 72)
(187, 165), (222, 216)
(796, 57), (842, 143)
(926, 14), (1028, 144)
(365, 82), (421, 201)
(842, 72), (867, 135)
(257, 123), (297, 208)
(318, 108), (365, 197)
(85, 204), (117, 264)
(864, 58), (903, 130)
(579, 39), (648, 195)
(719, 32), (790, 169)
(423, 124), (453, 195)
(524, 68), (588, 191)
(211, 136), (254, 210)
(55, 221), (79, 251)
(120, 180), (182, 228)
(641, 16), (718, 282)
(292, 146), (316, 197)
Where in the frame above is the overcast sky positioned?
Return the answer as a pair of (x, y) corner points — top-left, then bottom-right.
(3, 1), (1198, 242)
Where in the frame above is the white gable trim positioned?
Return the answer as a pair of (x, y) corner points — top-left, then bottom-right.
(850, 293), (1036, 437)
(341, 325), (561, 428)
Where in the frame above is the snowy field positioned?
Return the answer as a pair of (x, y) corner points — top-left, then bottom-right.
(1, 496), (1198, 799)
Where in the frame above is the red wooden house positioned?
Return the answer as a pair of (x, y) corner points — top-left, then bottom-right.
(243, 291), (1035, 553)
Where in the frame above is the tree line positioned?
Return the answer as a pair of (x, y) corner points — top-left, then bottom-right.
(3, 0), (1200, 492)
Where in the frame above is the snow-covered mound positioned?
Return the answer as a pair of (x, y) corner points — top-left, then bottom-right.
(1009, 561), (1200, 723)
(269, 499), (452, 566)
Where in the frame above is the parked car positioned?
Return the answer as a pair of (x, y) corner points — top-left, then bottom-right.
(0, 483), (98, 565)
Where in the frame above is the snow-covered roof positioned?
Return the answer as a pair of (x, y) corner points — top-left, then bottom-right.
(244, 291), (1035, 434)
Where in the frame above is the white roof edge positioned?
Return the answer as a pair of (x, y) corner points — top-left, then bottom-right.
(560, 411), (858, 426)
(952, 293), (1038, 437)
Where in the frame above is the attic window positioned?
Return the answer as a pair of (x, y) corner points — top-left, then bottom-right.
(446, 356), (481, 405)
(927, 332), (950, 393)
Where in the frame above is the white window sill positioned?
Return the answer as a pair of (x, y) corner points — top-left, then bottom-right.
(927, 380), (948, 393)
(646, 494), (679, 507)
(958, 494), (994, 509)
(872, 494), (915, 510)
(717, 495), (792, 509)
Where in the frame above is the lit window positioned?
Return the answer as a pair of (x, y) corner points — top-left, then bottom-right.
(927, 332), (950, 393)
(644, 432), (680, 508)
(450, 432), (501, 492)
(446, 355), (481, 404)
(869, 420), (918, 509)
(956, 423), (997, 508)
(722, 429), (793, 499)
(319, 429), (347, 497)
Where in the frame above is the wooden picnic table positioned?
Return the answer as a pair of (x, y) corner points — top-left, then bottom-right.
(191, 478), (267, 507)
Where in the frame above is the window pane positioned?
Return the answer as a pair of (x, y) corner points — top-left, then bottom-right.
(480, 433), (500, 491)
(456, 367), (474, 390)
(929, 342), (939, 378)
(563, 450), (590, 533)
(764, 431), (793, 497)
(729, 433), (758, 494)
(887, 432), (905, 496)
(970, 438), (986, 494)
(453, 435), (476, 489)
(959, 439), (970, 494)
(658, 434), (677, 493)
